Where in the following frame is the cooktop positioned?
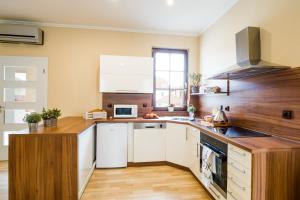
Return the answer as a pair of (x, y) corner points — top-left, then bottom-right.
(208, 126), (270, 138)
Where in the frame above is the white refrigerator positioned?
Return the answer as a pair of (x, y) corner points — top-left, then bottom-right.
(96, 123), (128, 168)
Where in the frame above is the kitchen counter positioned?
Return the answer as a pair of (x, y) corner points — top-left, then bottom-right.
(15, 117), (95, 135)
(9, 116), (300, 200)
(12, 116), (300, 153)
(94, 117), (300, 153)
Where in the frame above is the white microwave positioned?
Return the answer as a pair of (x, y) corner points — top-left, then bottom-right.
(114, 105), (138, 118)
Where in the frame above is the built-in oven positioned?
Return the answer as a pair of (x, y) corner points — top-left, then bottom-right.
(200, 133), (227, 198)
(113, 104), (138, 118)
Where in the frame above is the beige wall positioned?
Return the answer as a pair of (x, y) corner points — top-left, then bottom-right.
(199, 0), (300, 78)
(0, 27), (199, 116)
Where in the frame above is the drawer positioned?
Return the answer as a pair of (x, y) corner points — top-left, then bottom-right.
(228, 144), (252, 168)
(227, 183), (251, 200)
(228, 173), (251, 200)
(207, 184), (226, 200)
(228, 158), (251, 186)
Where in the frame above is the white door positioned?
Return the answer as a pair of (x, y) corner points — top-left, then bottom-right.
(0, 56), (48, 160)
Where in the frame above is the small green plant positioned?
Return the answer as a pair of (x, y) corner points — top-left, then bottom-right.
(41, 108), (62, 120)
(23, 112), (42, 123)
(189, 73), (202, 87)
(187, 105), (196, 113)
(41, 108), (52, 120)
(51, 108), (62, 119)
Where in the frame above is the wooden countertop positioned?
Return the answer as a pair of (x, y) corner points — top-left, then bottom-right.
(13, 116), (300, 153)
(95, 117), (300, 153)
(14, 117), (95, 135)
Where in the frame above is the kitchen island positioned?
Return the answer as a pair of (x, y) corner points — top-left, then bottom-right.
(9, 117), (300, 200)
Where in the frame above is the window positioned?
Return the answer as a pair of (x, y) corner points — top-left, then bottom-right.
(153, 48), (188, 110)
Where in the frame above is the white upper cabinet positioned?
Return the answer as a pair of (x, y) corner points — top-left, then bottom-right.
(99, 55), (154, 93)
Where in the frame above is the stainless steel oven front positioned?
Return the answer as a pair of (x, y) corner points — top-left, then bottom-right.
(200, 133), (227, 198)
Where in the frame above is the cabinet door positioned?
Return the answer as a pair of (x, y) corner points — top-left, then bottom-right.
(187, 126), (201, 178)
(78, 125), (95, 196)
(190, 133), (200, 179)
(133, 129), (166, 162)
(166, 123), (188, 167)
(100, 55), (153, 75)
(100, 74), (153, 93)
(99, 55), (154, 93)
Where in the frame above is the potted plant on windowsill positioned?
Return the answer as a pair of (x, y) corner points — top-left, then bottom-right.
(189, 72), (201, 94)
(23, 112), (42, 132)
(187, 105), (196, 120)
(168, 104), (175, 112)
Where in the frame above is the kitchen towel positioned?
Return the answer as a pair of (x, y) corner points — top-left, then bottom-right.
(201, 145), (213, 187)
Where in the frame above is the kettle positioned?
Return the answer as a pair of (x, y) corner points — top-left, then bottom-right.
(213, 105), (228, 122)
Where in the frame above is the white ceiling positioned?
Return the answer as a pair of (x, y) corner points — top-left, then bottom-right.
(0, 0), (238, 36)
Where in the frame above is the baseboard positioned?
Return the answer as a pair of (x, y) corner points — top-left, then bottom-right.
(127, 161), (167, 167)
(128, 161), (189, 171)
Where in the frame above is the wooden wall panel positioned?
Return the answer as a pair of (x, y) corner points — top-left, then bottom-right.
(9, 135), (78, 200)
(102, 93), (189, 117)
(199, 68), (300, 141)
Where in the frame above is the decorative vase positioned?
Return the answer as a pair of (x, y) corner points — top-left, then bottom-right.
(51, 118), (58, 127)
(28, 123), (38, 132)
(43, 119), (52, 127)
(191, 86), (200, 94)
(189, 112), (195, 120)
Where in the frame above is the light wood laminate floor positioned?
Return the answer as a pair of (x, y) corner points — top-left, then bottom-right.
(0, 162), (211, 200)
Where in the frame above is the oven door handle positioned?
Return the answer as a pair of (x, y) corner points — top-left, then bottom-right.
(200, 143), (225, 158)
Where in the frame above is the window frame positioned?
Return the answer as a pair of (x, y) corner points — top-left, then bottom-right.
(152, 48), (188, 111)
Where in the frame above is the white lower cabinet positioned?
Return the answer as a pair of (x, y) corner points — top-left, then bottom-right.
(166, 123), (188, 167)
(227, 144), (252, 200)
(133, 127), (166, 162)
(78, 125), (96, 198)
(187, 126), (201, 179)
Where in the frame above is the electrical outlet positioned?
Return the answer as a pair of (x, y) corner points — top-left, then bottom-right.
(225, 106), (230, 111)
(282, 110), (293, 119)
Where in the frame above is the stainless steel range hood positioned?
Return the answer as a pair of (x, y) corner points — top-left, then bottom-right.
(209, 27), (290, 79)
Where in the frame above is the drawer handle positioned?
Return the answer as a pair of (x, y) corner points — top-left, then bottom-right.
(229, 162), (246, 174)
(230, 147), (246, 157)
(208, 186), (220, 199)
(229, 176), (246, 191)
(228, 191), (238, 200)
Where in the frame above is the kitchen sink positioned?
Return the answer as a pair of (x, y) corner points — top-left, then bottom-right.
(171, 117), (191, 121)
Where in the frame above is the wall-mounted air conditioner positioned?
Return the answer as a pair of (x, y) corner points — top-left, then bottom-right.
(0, 24), (44, 45)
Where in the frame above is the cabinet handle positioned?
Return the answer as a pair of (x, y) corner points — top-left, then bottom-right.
(0, 105), (4, 114)
(229, 162), (246, 174)
(197, 143), (199, 157)
(115, 89), (139, 93)
(186, 131), (187, 141)
(230, 147), (246, 157)
(228, 191), (238, 200)
(228, 176), (246, 190)
(208, 186), (220, 199)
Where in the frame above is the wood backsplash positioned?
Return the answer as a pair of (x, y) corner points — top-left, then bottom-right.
(102, 93), (189, 117)
(199, 68), (300, 142)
